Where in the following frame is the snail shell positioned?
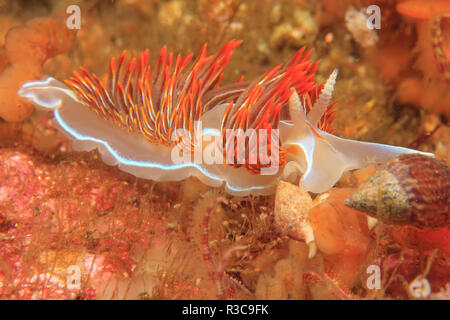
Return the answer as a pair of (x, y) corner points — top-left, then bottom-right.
(345, 154), (449, 229)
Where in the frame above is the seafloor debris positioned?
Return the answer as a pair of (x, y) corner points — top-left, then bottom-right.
(344, 6), (379, 48)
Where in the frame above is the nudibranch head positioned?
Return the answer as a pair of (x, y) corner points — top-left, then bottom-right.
(18, 40), (433, 195)
(219, 47), (337, 174)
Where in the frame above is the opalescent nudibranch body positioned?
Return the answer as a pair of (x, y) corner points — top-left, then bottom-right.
(18, 41), (432, 195)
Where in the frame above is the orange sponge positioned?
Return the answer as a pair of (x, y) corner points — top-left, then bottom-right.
(0, 15), (76, 122)
(309, 188), (371, 287)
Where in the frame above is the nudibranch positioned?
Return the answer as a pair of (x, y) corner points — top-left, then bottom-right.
(18, 40), (432, 196)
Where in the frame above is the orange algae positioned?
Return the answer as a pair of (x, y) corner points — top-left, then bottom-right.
(0, 0), (448, 301)
(0, 61), (43, 122)
(392, 0), (450, 118)
(309, 188), (371, 288)
(370, 41), (412, 82)
(0, 16), (76, 122)
(396, 0), (450, 20)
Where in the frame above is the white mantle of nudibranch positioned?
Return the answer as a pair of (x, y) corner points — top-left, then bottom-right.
(18, 74), (433, 196)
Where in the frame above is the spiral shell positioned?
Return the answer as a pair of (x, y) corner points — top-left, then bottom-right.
(345, 154), (450, 229)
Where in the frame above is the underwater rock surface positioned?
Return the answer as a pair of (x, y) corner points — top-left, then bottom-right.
(0, 0), (449, 300)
